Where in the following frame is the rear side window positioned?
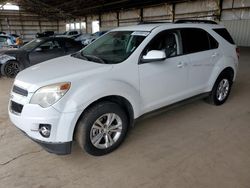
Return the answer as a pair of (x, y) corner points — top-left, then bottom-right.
(69, 31), (78, 35)
(213, 28), (235, 44)
(181, 28), (210, 54)
(59, 39), (77, 49)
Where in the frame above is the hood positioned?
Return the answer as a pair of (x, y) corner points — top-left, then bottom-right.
(0, 48), (27, 56)
(15, 55), (113, 92)
(0, 49), (27, 65)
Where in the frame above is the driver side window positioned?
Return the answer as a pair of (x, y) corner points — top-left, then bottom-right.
(39, 40), (61, 50)
(143, 30), (180, 58)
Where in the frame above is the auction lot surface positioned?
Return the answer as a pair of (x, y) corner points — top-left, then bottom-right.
(0, 48), (250, 188)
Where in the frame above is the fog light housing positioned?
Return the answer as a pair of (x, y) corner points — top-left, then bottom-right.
(39, 124), (51, 138)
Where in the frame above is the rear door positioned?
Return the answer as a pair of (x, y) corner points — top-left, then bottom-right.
(180, 28), (220, 95)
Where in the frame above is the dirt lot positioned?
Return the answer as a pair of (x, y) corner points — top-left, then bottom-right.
(0, 48), (249, 188)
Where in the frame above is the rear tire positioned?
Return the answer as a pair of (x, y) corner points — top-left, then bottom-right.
(75, 101), (128, 156)
(1, 60), (22, 78)
(206, 72), (233, 105)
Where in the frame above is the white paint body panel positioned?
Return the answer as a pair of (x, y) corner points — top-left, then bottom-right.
(9, 23), (239, 144)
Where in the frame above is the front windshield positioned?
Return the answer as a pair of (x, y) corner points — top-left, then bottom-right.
(21, 38), (42, 51)
(80, 31), (148, 64)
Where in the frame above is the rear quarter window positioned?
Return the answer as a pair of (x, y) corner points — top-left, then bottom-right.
(208, 34), (219, 49)
(213, 28), (235, 45)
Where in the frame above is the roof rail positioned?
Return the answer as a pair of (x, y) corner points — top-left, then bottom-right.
(175, 19), (218, 24)
(138, 21), (171, 25)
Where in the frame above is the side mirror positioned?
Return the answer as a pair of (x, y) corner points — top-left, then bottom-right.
(35, 47), (42, 52)
(141, 50), (166, 63)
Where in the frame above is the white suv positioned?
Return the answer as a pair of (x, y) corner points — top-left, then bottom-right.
(9, 21), (239, 156)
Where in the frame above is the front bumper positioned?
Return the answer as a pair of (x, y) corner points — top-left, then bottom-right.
(8, 91), (81, 155)
(35, 139), (71, 155)
(20, 129), (71, 155)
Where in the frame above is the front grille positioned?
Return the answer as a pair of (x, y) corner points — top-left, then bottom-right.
(10, 101), (23, 114)
(12, 85), (28, 97)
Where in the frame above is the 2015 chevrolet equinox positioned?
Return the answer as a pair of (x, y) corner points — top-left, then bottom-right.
(9, 21), (239, 156)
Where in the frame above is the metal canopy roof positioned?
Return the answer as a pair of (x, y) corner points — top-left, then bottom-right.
(1, 0), (187, 20)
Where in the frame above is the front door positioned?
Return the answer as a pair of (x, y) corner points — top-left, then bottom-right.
(29, 40), (65, 65)
(139, 30), (189, 113)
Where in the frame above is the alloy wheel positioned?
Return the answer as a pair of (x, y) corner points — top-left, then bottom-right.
(90, 113), (123, 149)
(216, 78), (230, 101)
(5, 61), (20, 77)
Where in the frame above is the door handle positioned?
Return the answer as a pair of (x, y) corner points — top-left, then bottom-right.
(212, 52), (218, 57)
(177, 62), (186, 68)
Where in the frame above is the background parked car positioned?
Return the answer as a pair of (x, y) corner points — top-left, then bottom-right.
(82, 31), (107, 46)
(57, 30), (80, 39)
(36, 31), (55, 38)
(0, 35), (16, 48)
(0, 35), (10, 48)
(0, 34), (23, 49)
(74, 33), (91, 44)
(0, 37), (83, 77)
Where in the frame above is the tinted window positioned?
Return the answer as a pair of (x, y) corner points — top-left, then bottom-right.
(213, 28), (235, 44)
(69, 31), (78, 35)
(143, 30), (178, 58)
(208, 34), (218, 49)
(21, 38), (43, 51)
(39, 40), (61, 50)
(181, 28), (210, 54)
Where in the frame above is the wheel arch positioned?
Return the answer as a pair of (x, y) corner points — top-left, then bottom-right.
(207, 66), (235, 92)
(220, 67), (234, 81)
(0, 59), (22, 77)
(214, 67), (235, 86)
(73, 95), (135, 140)
(206, 66), (235, 105)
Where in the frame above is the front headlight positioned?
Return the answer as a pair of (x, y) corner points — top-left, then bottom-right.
(30, 82), (71, 108)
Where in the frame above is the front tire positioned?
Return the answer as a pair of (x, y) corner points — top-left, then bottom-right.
(75, 101), (128, 156)
(1, 60), (21, 78)
(207, 72), (233, 105)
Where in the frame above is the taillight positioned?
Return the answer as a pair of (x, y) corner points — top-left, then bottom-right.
(236, 47), (240, 59)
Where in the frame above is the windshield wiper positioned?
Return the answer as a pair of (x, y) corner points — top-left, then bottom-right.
(71, 52), (89, 61)
(80, 52), (106, 64)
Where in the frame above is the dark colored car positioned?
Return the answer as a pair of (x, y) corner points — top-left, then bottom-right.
(36, 31), (55, 38)
(0, 37), (83, 77)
